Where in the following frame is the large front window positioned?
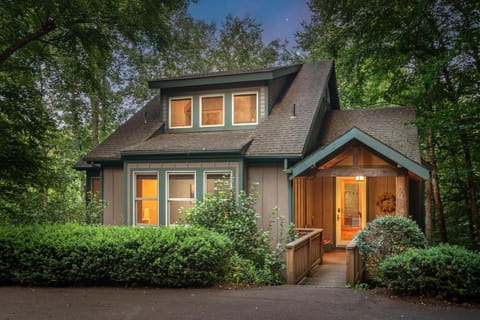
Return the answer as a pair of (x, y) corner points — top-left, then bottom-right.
(135, 174), (158, 225)
(167, 173), (195, 224)
(233, 93), (257, 125)
(170, 97), (192, 128)
(201, 95), (224, 127)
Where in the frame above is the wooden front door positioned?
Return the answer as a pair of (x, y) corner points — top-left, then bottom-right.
(336, 177), (366, 246)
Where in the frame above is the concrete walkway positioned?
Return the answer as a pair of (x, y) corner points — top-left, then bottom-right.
(302, 249), (347, 287)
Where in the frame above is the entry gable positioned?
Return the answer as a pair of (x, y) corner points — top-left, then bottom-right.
(291, 127), (429, 180)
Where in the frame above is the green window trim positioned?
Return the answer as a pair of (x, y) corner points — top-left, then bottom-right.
(129, 166), (238, 226)
(166, 89), (262, 132)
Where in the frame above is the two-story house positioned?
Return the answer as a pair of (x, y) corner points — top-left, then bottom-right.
(76, 62), (429, 247)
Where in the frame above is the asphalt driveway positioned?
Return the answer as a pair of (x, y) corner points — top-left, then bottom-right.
(1, 286), (478, 320)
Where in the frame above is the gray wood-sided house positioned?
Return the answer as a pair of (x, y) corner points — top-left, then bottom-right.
(76, 62), (429, 247)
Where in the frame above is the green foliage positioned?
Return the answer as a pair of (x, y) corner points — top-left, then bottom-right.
(378, 244), (480, 300)
(222, 253), (257, 286)
(356, 216), (426, 282)
(185, 183), (285, 285)
(0, 224), (230, 287)
(0, 2), (294, 226)
(298, 0), (480, 246)
(214, 14), (292, 70)
(0, 0), (192, 224)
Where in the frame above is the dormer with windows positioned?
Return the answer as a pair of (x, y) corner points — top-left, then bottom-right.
(164, 90), (260, 131)
(148, 65), (304, 132)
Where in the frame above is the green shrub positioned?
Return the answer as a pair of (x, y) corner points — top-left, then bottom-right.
(378, 244), (480, 300)
(223, 253), (256, 286)
(356, 216), (426, 282)
(0, 224), (230, 287)
(185, 183), (285, 285)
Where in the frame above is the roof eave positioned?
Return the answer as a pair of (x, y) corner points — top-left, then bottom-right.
(291, 127), (429, 180)
(245, 154), (302, 160)
(148, 65), (302, 89)
(121, 149), (245, 157)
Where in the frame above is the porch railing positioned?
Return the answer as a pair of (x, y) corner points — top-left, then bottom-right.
(285, 228), (323, 284)
(346, 236), (365, 286)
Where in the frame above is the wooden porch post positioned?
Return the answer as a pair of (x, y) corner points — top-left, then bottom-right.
(396, 176), (408, 216)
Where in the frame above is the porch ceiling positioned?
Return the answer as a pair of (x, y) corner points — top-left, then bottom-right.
(290, 127), (429, 180)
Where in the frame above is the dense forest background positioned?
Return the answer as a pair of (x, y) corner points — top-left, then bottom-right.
(1, 0), (478, 248)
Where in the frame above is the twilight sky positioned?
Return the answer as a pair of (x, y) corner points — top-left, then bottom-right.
(187, 0), (311, 47)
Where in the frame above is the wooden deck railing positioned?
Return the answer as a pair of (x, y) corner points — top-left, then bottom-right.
(346, 237), (365, 286)
(285, 228), (323, 284)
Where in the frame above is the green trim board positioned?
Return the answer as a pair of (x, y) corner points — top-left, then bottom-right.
(164, 88), (262, 133)
(148, 65), (301, 89)
(123, 161), (128, 225)
(290, 127), (429, 180)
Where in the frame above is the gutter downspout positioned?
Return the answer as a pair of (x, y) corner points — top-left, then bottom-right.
(284, 158), (294, 224)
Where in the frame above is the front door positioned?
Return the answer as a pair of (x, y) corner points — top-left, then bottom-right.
(336, 177), (366, 246)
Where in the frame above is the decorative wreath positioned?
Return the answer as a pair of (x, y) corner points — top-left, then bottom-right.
(376, 192), (396, 215)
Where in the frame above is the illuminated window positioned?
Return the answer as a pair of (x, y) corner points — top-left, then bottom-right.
(233, 93), (257, 125)
(170, 97), (192, 128)
(201, 95), (224, 127)
(91, 176), (101, 200)
(205, 172), (231, 197)
(167, 173), (195, 224)
(135, 174), (158, 225)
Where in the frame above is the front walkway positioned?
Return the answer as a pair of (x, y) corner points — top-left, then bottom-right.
(302, 249), (346, 287)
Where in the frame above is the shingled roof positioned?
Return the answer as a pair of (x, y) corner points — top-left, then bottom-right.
(245, 61), (333, 158)
(82, 95), (163, 162)
(79, 63), (422, 170)
(320, 107), (421, 164)
(122, 130), (253, 155)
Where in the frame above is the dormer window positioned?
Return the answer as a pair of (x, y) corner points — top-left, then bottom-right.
(169, 97), (192, 128)
(233, 92), (257, 125)
(200, 95), (224, 127)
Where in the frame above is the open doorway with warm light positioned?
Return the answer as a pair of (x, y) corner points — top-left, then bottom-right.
(335, 177), (366, 246)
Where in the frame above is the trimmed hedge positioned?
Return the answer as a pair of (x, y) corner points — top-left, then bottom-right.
(356, 216), (426, 283)
(378, 244), (480, 300)
(0, 224), (231, 287)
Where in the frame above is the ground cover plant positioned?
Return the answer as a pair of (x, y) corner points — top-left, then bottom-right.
(0, 224), (230, 287)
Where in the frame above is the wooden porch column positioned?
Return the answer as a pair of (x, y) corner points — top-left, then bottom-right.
(396, 176), (408, 216)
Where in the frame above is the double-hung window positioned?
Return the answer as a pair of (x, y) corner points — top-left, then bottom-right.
(135, 174), (159, 225)
(233, 92), (257, 125)
(167, 172), (195, 224)
(200, 95), (224, 127)
(170, 97), (192, 128)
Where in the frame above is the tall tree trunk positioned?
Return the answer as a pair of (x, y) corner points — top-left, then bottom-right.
(425, 128), (447, 242)
(460, 132), (480, 241)
(424, 176), (433, 244)
(91, 96), (100, 147)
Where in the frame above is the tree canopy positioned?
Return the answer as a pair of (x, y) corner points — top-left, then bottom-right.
(0, 1), (294, 224)
(297, 0), (480, 247)
(0, 0), (191, 222)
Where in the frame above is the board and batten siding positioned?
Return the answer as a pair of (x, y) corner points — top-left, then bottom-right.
(293, 176), (334, 242)
(247, 164), (289, 243)
(367, 176), (396, 221)
(102, 166), (124, 225)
